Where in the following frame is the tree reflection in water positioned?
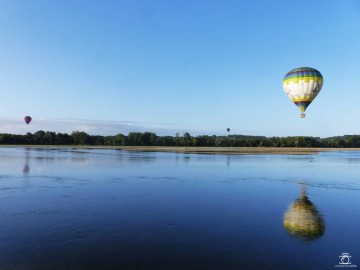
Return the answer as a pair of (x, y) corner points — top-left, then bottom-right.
(283, 185), (325, 240)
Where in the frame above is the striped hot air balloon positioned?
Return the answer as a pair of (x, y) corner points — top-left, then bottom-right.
(282, 67), (323, 118)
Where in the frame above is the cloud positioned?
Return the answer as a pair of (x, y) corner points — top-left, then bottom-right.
(0, 117), (254, 137)
(0, 117), (197, 136)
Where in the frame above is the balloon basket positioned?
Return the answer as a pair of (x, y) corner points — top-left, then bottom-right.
(300, 113), (305, 118)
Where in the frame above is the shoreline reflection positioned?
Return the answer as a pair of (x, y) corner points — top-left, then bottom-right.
(283, 185), (325, 240)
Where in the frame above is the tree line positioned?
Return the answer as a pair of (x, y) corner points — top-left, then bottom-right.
(0, 131), (360, 148)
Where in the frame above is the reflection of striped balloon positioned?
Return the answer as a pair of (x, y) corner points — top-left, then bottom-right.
(283, 191), (325, 240)
(282, 67), (323, 117)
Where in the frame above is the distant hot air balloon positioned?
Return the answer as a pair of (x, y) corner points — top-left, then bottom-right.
(24, 116), (32, 125)
(282, 67), (323, 118)
(227, 128), (230, 132)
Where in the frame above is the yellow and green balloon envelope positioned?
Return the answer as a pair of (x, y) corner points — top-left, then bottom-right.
(282, 67), (323, 118)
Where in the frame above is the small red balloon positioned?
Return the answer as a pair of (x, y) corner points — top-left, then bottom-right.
(24, 116), (32, 125)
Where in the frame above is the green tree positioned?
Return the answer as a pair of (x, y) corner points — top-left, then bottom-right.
(183, 132), (192, 146)
(71, 131), (90, 145)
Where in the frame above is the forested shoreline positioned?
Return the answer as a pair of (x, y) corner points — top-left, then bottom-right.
(0, 131), (360, 148)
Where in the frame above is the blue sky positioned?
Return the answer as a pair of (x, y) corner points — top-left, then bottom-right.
(1, 0), (359, 137)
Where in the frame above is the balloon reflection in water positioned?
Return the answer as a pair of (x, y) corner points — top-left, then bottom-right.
(283, 186), (325, 240)
(23, 148), (30, 175)
(22, 163), (30, 174)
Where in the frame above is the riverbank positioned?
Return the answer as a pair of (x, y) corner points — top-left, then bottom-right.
(1, 145), (360, 154)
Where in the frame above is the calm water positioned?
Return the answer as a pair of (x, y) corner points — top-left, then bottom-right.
(0, 147), (359, 270)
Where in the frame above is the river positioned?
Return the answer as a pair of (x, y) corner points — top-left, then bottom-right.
(0, 147), (359, 269)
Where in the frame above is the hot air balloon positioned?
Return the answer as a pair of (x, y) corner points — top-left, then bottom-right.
(227, 128), (230, 132)
(282, 67), (323, 118)
(24, 116), (32, 125)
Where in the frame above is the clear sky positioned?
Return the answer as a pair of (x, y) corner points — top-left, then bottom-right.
(1, 0), (360, 137)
